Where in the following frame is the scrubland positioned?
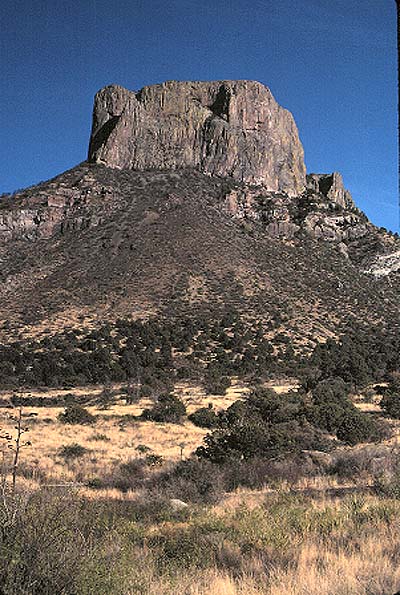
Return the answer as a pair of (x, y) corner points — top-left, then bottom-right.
(0, 380), (400, 595)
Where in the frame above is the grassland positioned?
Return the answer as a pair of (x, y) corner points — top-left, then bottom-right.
(0, 380), (399, 594)
(2, 485), (400, 594)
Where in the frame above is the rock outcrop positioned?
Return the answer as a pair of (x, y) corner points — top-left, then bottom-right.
(306, 172), (354, 208)
(1, 79), (397, 281)
(0, 167), (111, 243)
(364, 250), (400, 278)
(88, 80), (306, 196)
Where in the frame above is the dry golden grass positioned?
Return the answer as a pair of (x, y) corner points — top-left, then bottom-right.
(0, 378), (253, 479)
(0, 381), (236, 489)
(214, 475), (363, 513)
(114, 528), (400, 595)
(266, 532), (400, 595)
(0, 380), (392, 499)
(0, 408), (206, 487)
(139, 502), (400, 595)
(188, 534), (398, 595)
(175, 379), (248, 413)
(1, 382), (399, 594)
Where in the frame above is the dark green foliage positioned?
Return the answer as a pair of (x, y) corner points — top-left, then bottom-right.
(204, 362), (231, 395)
(0, 310), (289, 390)
(381, 392), (400, 418)
(188, 404), (219, 428)
(0, 309), (397, 404)
(141, 394), (186, 423)
(58, 405), (96, 425)
(197, 388), (330, 463)
(145, 453), (164, 467)
(335, 411), (387, 446)
(380, 374), (400, 419)
(59, 443), (88, 460)
(305, 378), (353, 433)
(198, 379), (387, 462)
(308, 329), (400, 387)
(304, 377), (386, 445)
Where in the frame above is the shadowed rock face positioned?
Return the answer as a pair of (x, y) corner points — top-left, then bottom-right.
(88, 80), (306, 196)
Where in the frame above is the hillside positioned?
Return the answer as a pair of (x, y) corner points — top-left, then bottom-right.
(0, 161), (398, 341)
(1, 80), (400, 595)
(0, 80), (398, 391)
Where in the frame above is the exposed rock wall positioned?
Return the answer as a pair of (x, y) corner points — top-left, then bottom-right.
(306, 172), (354, 208)
(0, 169), (109, 243)
(88, 80), (306, 196)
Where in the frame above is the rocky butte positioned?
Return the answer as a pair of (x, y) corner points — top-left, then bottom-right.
(85, 79), (400, 267)
(0, 78), (398, 340)
(88, 79), (306, 196)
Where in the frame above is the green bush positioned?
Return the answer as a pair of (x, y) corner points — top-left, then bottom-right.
(145, 453), (164, 467)
(304, 377), (389, 445)
(59, 443), (89, 460)
(305, 377), (352, 433)
(188, 404), (219, 428)
(58, 405), (96, 425)
(205, 375), (231, 395)
(197, 388), (330, 463)
(381, 390), (400, 419)
(336, 411), (387, 446)
(141, 394), (186, 423)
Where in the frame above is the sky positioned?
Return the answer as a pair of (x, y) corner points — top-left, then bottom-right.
(1, 0), (398, 231)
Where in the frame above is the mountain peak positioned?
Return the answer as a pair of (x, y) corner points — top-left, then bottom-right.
(88, 79), (306, 196)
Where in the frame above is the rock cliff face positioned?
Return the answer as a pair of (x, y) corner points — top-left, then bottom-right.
(88, 80), (306, 196)
(1, 79), (397, 282)
(0, 167), (111, 243)
(306, 172), (354, 209)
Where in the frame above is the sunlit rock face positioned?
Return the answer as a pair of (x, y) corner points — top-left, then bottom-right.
(307, 172), (354, 208)
(88, 80), (306, 196)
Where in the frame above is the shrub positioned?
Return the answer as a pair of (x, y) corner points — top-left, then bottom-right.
(374, 473), (400, 498)
(59, 443), (88, 460)
(145, 453), (164, 467)
(188, 404), (219, 428)
(205, 375), (231, 395)
(305, 377), (352, 433)
(197, 388), (331, 463)
(112, 458), (147, 492)
(89, 433), (110, 441)
(140, 384), (153, 398)
(156, 458), (225, 503)
(330, 445), (397, 479)
(86, 477), (104, 489)
(381, 390), (400, 419)
(336, 411), (387, 446)
(148, 526), (217, 569)
(141, 394), (186, 423)
(58, 405), (96, 425)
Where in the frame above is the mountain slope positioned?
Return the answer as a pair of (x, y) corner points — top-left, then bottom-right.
(0, 162), (398, 349)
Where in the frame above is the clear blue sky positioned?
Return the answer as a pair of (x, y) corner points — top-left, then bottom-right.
(1, 0), (398, 231)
